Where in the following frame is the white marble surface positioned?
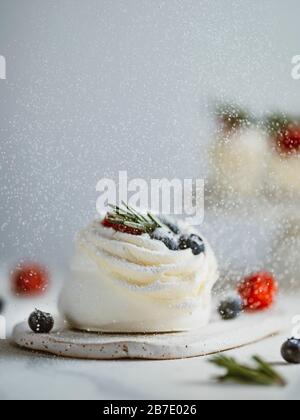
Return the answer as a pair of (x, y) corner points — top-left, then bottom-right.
(0, 268), (300, 400)
(1, 330), (300, 400)
(12, 311), (289, 361)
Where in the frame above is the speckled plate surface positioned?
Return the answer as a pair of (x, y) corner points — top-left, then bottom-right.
(12, 311), (289, 360)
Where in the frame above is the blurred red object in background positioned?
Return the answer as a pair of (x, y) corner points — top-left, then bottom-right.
(277, 125), (300, 155)
(11, 263), (49, 297)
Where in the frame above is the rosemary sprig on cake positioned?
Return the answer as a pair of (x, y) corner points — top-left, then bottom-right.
(101, 203), (206, 255)
(210, 355), (286, 387)
(102, 202), (165, 235)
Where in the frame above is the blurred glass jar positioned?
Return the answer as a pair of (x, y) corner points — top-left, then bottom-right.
(269, 212), (300, 289)
(211, 126), (270, 197)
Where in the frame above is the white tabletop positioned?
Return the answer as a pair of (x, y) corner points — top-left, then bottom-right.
(0, 268), (300, 400)
(1, 330), (300, 400)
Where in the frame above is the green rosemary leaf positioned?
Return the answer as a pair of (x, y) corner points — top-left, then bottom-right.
(106, 203), (164, 234)
(124, 202), (148, 224)
(147, 213), (164, 228)
(210, 355), (286, 387)
(253, 356), (286, 387)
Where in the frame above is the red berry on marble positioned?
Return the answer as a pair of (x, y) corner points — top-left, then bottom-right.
(12, 263), (49, 297)
(238, 272), (278, 311)
(281, 338), (300, 364)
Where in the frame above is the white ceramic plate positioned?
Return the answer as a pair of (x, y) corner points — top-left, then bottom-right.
(12, 310), (289, 360)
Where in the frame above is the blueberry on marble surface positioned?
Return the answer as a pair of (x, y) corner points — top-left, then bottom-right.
(28, 309), (54, 334)
(218, 297), (244, 320)
(281, 338), (300, 364)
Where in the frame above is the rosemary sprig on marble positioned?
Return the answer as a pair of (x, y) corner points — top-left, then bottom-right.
(210, 355), (286, 387)
(106, 202), (164, 234)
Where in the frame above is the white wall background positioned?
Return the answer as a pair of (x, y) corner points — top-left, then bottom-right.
(1, 0), (300, 266)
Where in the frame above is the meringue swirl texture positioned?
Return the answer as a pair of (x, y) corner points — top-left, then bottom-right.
(59, 220), (219, 332)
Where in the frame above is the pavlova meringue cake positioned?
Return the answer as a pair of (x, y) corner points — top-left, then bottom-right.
(59, 205), (218, 333)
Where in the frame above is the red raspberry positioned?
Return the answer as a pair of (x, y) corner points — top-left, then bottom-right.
(12, 263), (49, 297)
(102, 217), (142, 236)
(238, 272), (278, 311)
(277, 126), (300, 155)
